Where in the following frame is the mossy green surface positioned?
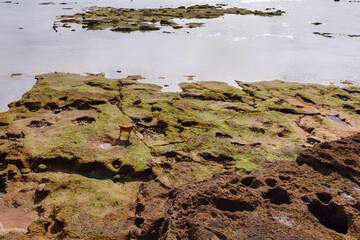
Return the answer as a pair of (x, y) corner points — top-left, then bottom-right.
(1, 73), (360, 238)
(57, 5), (285, 33)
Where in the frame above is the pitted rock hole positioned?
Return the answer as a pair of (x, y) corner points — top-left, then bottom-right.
(307, 137), (321, 145)
(308, 200), (349, 234)
(180, 120), (198, 127)
(344, 159), (357, 166)
(112, 160), (121, 169)
(279, 175), (290, 181)
(241, 176), (255, 187)
(215, 132), (232, 139)
(316, 192), (332, 204)
(100, 143), (112, 149)
(231, 142), (245, 147)
(199, 153), (234, 164)
(50, 220), (65, 234)
(29, 120), (52, 128)
(72, 116), (95, 126)
(138, 120), (167, 139)
(0, 132), (24, 142)
(262, 187), (291, 205)
(213, 198), (255, 212)
(249, 127), (265, 134)
(265, 178), (277, 187)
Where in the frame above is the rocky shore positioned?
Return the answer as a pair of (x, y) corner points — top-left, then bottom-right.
(0, 73), (359, 239)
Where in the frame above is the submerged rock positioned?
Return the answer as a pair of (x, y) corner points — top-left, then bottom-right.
(57, 5), (285, 33)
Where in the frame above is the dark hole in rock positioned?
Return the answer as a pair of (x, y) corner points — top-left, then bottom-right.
(231, 142), (245, 147)
(213, 198), (255, 212)
(143, 116), (153, 123)
(304, 127), (315, 134)
(344, 159), (357, 166)
(301, 196), (310, 203)
(112, 160), (122, 169)
(334, 94), (351, 101)
(262, 187), (291, 205)
(1, 132), (24, 142)
(119, 164), (154, 180)
(181, 120), (198, 127)
(250, 142), (261, 149)
(136, 203), (145, 215)
(343, 104), (354, 110)
(24, 102), (42, 112)
(308, 200), (349, 234)
(356, 110), (360, 115)
(0, 122), (9, 126)
(223, 93), (243, 101)
(135, 217), (145, 228)
(139, 121), (167, 139)
(199, 153), (234, 164)
(34, 190), (50, 204)
(151, 106), (162, 112)
(279, 175), (290, 181)
(0, 181), (6, 192)
(241, 176), (255, 186)
(36, 206), (45, 217)
(250, 179), (264, 189)
(50, 220), (65, 234)
(336, 140), (346, 144)
(161, 162), (172, 170)
(316, 192), (332, 204)
(265, 178), (277, 187)
(307, 137), (321, 145)
(352, 202), (360, 211)
(353, 138), (360, 143)
(29, 120), (52, 128)
(215, 132), (232, 139)
(320, 142), (332, 149)
(44, 102), (60, 111)
(72, 116), (95, 126)
(296, 93), (315, 104)
(229, 178), (239, 184)
(175, 126), (184, 133)
(318, 152), (333, 160)
(249, 127), (265, 134)
(77, 162), (113, 180)
(59, 96), (68, 101)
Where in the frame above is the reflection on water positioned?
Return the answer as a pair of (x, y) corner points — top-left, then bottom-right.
(0, 0), (359, 111)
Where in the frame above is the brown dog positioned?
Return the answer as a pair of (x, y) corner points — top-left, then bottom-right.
(118, 124), (135, 137)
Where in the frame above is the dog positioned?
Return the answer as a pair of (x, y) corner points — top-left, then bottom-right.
(118, 124), (136, 138)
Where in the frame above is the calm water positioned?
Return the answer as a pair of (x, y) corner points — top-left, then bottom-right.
(0, 0), (359, 111)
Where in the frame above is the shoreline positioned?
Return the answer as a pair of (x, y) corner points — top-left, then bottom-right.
(0, 72), (359, 238)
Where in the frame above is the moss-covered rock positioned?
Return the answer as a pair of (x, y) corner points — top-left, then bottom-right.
(56, 5), (285, 33)
(0, 73), (359, 239)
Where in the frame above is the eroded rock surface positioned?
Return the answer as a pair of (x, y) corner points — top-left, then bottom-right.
(0, 73), (359, 239)
(159, 134), (360, 240)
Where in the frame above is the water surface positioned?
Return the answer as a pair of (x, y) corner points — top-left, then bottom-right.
(0, 0), (359, 111)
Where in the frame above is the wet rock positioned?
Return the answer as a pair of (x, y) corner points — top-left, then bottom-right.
(58, 5), (285, 33)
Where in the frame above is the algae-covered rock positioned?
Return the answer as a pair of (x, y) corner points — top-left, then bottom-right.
(0, 72), (360, 239)
(57, 5), (285, 33)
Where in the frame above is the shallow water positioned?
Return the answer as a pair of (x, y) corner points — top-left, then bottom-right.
(0, 0), (359, 111)
(326, 114), (351, 128)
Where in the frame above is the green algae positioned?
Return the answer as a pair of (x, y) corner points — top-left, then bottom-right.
(57, 5), (285, 33)
(1, 73), (360, 238)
